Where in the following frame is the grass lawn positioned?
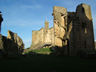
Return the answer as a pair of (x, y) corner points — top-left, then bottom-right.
(31, 47), (51, 54)
(0, 48), (96, 72)
(0, 55), (96, 72)
(24, 47), (51, 55)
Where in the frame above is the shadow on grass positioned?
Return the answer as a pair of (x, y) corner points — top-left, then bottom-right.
(0, 51), (96, 72)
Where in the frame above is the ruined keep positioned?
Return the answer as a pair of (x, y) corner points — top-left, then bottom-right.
(67, 4), (95, 55)
(31, 3), (95, 56)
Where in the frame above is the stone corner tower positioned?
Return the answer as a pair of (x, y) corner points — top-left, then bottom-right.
(76, 3), (94, 50)
(68, 3), (95, 56)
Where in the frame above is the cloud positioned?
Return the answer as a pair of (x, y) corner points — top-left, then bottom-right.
(6, 20), (44, 28)
(21, 4), (42, 9)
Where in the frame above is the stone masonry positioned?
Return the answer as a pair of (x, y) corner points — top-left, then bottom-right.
(67, 4), (95, 56)
(31, 21), (54, 49)
(31, 3), (95, 56)
(0, 30), (24, 56)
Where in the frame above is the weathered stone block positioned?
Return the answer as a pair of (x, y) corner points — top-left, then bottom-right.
(0, 30), (24, 56)
(7, 30), (24, 54)
(55, 37), (62, 47)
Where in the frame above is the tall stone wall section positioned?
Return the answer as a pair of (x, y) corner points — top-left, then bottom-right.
(69, 4), (95, 55)
(53, 6), (67, 47)
(32, 28), (44, 49)
(52, 4), (95, 56)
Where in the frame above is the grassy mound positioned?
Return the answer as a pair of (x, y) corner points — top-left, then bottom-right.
(32, 47), (51, 54)
(24, 47), (51, 55)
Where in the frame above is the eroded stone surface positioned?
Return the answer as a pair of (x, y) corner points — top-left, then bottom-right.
(31, 21), (54, 49)
(31, 3), (95, 56)
(7, 30), (24, 54)
(0, 30), (24, 56)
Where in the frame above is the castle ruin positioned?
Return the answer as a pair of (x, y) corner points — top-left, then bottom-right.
(31, 3), (95, 56)
(32, 21), (54, 49)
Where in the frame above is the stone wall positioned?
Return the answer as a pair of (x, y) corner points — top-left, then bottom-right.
(32, 28), (44, 47)
(52, 3), (95, 56)
(31, 3), (95, 56)
(31, 21), (54, 49)
(7, 30), (24, 54)
(53, 6), (67, 47)
(67, 4), (95, 56)
(0, 30), (24, 56)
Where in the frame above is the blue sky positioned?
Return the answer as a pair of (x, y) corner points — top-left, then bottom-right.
(0, 0), (96, 48)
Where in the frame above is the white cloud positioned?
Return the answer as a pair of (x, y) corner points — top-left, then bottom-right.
(21, 4), (42, 9)
(7, 20), (44, 28)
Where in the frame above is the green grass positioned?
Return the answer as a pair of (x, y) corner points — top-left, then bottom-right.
(0, 55), (96, 72)
(24, 47), (51, 55)
(2, 48), (96, 72)
(32, 47), (51, 54)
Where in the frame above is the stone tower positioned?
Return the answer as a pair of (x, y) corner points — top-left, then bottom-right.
(44, 20), (49, 32)
(53, 6), (67, 47)
(67, 3), (95, 56)
(52, 3), (95, 56)
(44, 20), (49, 44)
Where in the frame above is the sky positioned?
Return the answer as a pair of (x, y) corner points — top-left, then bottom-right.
(0, 0), (96, 48)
